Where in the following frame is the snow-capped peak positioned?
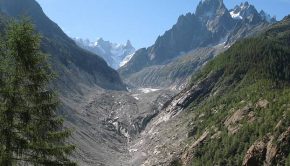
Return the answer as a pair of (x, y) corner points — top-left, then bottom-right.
(229, 2), (276, 23)
(230, 10), (243, 20)
(229, 2), (250, 20)
(73, 37), (135, 69)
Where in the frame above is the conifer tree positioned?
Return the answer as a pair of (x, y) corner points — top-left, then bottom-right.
(0, 20), (76, 165)
(0, 27), (27, 166)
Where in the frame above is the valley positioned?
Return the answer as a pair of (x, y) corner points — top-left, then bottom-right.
(0, 0), (289, 165)
(61, 85), (177, 166)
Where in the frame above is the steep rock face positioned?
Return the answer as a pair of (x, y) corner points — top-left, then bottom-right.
(119, 0), (273, 88)
(124, 47), (224, 90)
(0, 0), (125, 92)
(243, 136), (270, 166)
(243, 128), (290, 166)
(163, 70), (223, 116)
(195, 0), (234, 35)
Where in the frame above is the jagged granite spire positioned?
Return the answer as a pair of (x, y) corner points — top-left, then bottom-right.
(195, 0), (227, 19)
(229, 1), (275, 24)
(260, 10), (277, 23)
(125, 40), (133, 48)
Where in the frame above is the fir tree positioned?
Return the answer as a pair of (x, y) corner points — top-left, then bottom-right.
(0, 20), (76, 165)
(0, 27), (27, 166)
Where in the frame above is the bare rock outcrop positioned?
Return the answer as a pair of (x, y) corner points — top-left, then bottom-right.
(224, 104), (254, 134)
(181, 130), (210, 166)
(255, 99), (269, 109)
(163, 70), (223, 120)
(243, 127), (290, 166)
(243, 136), (269, 166)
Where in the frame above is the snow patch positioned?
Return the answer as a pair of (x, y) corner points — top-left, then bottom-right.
(120, 53), (135, 67)
(132, 94), (139, 100)
(129, 149), (138, 153)
(230, 11), (243, 20)
(224, 44), (231, 49)
(216, 35), (228, 47)
(139, 88), (160, 94)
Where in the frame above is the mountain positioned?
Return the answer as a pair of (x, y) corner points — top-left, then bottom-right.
(73, 38), (136, 69)
(130, 15), (290, 165)
(229, 2), (276, 23)
(125, 47), (226, 90)
(1, 0), (288, 165)
(0, 0), (131, 164)
(0, 0), (125, 92)
(119, 0), (276, 89)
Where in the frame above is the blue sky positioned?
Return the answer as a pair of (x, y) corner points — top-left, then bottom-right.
(35, 0), (290, 48)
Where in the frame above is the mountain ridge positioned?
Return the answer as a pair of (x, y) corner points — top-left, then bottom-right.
(0, 0), (126, 92)
(119, 0), (275, 89)
(73, 37), (136, 69)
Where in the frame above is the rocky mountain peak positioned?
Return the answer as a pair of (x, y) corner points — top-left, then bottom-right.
(96, 37), (104, 43)
(260, 10), (277, 23)
(230, 2), (252, 20)
(229, 1), (276, 23)
(95, 37), (111, 47)
(243, 1), (250, 7)
(125, 40), (133, 49)
(73, 37), (135, 69)
(175, 13), (195, 26)
(119, 0), (275, 88)
(196, 0), (227, 19)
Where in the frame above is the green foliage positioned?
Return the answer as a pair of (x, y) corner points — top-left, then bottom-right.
(286, 154), (290, 166)
(191, 17), (290, 87)
(186, 18), (290, 165)
(191, 84), (290, 165)
(0, 20), (75, 165)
